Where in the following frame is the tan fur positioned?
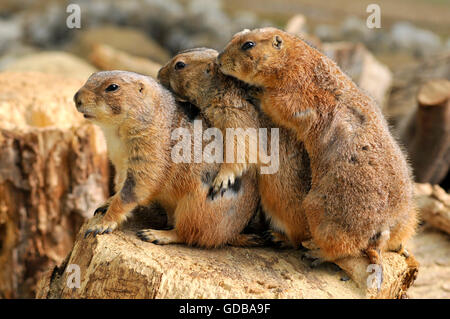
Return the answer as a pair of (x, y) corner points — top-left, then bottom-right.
(159, 48), (259, 195)
(218, 28), (418, 265)
(74, 71), (261, 248)
(158, 49), (312, 248)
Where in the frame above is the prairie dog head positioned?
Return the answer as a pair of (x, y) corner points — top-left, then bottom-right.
(157, 48), (219, 105)
(218, 27), (290, 87)
(74, 71), (160, 126)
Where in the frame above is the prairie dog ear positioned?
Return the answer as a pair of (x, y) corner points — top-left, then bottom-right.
(273, 35), (283, 49)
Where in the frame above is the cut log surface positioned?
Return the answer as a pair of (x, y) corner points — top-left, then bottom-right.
(387, 53), (450, 127)
(0, 72), (109, 298)
(417, 79), (450, 106)
(36, 214), (417, 299)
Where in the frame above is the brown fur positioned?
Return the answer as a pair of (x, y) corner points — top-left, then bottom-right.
(159, 48), (259, 195)
(218, 28), (418, 266)
(74, 71), (261, 248)
(158, 49), (312, 248)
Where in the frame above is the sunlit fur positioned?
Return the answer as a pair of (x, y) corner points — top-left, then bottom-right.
(159, 49), (312, 247)
(74, 71), (261, 248)
(218, 28), (418, 268)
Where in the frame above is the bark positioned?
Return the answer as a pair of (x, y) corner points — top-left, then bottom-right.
(401, 80), (450, 184)
(0, 72), (110, 298)
(36, 213), (417, 299)
(0, 125), (109, 298)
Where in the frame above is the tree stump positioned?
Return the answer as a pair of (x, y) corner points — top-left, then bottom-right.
(0, 71), (109, 298)
(401, 80), (450, 185)
(36, 211), (418, 299)
(387, 52), (450, 128)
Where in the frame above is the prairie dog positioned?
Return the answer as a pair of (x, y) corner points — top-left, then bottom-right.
(218, 28), (418, 271)
(74, 70), (261, 248)
(158, 48), (312, 248)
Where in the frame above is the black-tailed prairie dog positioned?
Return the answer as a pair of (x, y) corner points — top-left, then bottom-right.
(74, 70), (262, 248)
(158, 48), (312, 248)
(218, 28), (418, 272)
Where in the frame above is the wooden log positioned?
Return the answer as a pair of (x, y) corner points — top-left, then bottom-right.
(386, 52), (450, 128)
(415, 183), (450, 235)
(407, 226), (450, 299)
(36, 213), (417, 299)
(89, 44), (161, 79)
(70, 26), (170, 65)
(40, 182), (450, 300)
(2, 51), (97, 80)
(0, 72), (110, 298)
(401, 80), (450, 184)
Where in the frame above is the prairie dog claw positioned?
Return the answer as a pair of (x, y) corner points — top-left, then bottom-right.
(208, 170), (237, 199)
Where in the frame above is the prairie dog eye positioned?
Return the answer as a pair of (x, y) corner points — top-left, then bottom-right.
(241, 41), (255, 51)
(105, 84), (119, 92)
(175, 61), (186, 70)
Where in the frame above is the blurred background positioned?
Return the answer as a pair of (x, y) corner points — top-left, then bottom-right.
(0, 0), (449, 299)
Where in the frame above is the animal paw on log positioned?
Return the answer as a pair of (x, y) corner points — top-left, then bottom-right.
(36, 218), (417, 299)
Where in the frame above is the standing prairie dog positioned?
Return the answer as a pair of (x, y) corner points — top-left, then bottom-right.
(158, 48), (312, 248)
(73, 70), (262, 248)
(218, 28), (418, 272)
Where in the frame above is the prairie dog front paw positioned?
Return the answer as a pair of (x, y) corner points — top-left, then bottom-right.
(84, 215), (118, 238)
